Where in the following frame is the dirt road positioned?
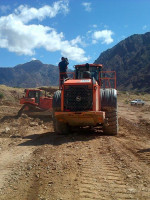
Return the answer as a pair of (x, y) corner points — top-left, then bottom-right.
(0, 99), (150, 199)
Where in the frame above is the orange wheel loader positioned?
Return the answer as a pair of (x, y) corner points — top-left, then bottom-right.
(52, 63), (118, 135)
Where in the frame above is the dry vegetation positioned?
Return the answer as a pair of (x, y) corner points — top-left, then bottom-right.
(0, 86), (150, 200)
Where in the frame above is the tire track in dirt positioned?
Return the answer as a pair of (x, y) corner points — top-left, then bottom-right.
(118, 116), (150, 168)
(106, 137), (150, 200)
(0, 145), (34, 195)
(77, 136), (150, 200)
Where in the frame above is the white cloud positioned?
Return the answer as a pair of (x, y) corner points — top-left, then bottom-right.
(104, 24), (109, 29)
(14, 1), (69, 24)
(70, 36), (82, 46)
(92, 24), (97, 28)
(82, 2), (92, 12)
(92, 40), (97, 44)
(143, 25), (148, 30)
(0, 0), (89, 63)
(31, 57), (37, 60)
(92, 30), (114, 44)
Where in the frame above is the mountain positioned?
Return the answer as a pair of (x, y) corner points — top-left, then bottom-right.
(0, 60), (59, 88)
(1, 32), (150, 91)
(94, 32), (150, 92)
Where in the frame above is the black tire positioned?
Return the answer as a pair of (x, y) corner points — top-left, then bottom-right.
(100, 88), (117, 111)
(100, 89), (118, 135)
(52, 90), (61, 111)
(103, 110), (118, 135)
(52, 111), (70, 134)
(52, 90), (70, 134)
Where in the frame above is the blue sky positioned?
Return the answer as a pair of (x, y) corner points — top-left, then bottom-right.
(0, 0), (150, 69)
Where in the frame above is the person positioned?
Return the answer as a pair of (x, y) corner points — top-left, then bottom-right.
(83, 63), (91, 79)
(58, 57), (69, 86)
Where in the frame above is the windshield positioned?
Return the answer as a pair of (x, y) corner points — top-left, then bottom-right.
(76, 66), (101, 81)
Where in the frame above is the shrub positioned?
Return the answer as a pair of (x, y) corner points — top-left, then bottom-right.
(124, 99), (129, 104)
(0, 93), (4, 99)
(134, 91), (140, 96)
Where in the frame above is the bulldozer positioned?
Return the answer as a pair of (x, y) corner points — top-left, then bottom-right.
(52, 63), (118, 135)
(18, 89), (53, 117)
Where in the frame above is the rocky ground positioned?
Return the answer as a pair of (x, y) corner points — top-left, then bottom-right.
(0, 87), (150, 200)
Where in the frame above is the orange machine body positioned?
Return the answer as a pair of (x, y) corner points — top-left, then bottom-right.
(20, 89), (53, 111)
(54, 63), (116, 127)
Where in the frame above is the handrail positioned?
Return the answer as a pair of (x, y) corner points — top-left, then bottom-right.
(99, 71), (116, 89)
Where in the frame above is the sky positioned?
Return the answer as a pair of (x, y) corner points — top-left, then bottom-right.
(0, 0), (150, 69)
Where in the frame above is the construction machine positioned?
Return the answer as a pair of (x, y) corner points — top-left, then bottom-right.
(52, 63), (118, 135)
(18, 89), (53, 117)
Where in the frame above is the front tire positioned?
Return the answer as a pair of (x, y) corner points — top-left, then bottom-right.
(52, 111), (70, 134)
(103, 110), (118, 135)
(52, 90), (70, 134)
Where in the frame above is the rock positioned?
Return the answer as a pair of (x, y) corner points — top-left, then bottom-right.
(38, 121), (43, 125)
(21, 114), (28, 118)
(35, 174), (40, 178)
(27, 165), (32, 170)
(127, 188), (136, 193)
(48, 181), (53, 184)
(30, 122), (38, 127)
(3, 127), (11, 133)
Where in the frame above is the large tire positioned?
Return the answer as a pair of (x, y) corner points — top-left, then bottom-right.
(52, 90), (61, 111)
(52, 90), (70, 134)
(103, 110), (118, 135)
(100, 88), (117, 111)
(100, 89), (118, 135)
(52, 112), (70, 134)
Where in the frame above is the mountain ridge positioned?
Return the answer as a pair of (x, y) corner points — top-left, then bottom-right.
(94, 32), (150, 92)
(0, 60), (59, 88)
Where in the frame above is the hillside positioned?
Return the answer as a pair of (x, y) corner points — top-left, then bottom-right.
(95, 32), (150, 92)
(0, 60), (59, 88)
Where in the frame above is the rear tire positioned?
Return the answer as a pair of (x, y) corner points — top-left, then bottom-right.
(100, 89), (118, 135)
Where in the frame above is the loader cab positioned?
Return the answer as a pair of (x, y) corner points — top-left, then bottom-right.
(27, 90), (42, 104)
(75, 63), (103, 84)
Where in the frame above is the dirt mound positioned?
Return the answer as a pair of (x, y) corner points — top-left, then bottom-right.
(0, 85), (24, 106)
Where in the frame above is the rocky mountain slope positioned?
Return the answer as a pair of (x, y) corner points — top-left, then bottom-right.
(0, 32), (150, 91)
(95, 32), (150, 92)
(0, 60), (59, 88)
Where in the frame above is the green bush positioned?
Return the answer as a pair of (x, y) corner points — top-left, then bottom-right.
(134, 91), (140, 96)
(0, 93), (4, 99)
(124, 99), (129, 104)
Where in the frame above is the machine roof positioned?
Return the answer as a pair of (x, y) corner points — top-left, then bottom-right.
(75, 63), (103, 68)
